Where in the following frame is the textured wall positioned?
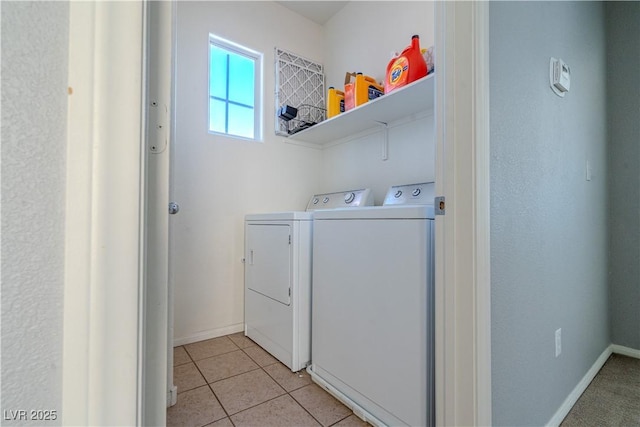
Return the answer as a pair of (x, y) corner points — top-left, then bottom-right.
(490, 2), (609, 425)
(606, 1), (640, 351)
(322, 1), (434, 93)
(1, 1), (69, 422)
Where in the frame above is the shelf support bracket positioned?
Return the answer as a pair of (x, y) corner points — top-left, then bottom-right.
(374, 120), (389, 161)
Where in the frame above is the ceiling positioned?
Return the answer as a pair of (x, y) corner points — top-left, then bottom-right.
(275, 1), (349, 25)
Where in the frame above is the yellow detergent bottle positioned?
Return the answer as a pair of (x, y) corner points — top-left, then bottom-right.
(345, 73), (384, 111)
(327, 87), (345, 118)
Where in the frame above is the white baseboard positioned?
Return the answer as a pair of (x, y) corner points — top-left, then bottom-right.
(546, 344), (613, 427)
(173, 323), (244, 347)
(611, 344), (640, 359)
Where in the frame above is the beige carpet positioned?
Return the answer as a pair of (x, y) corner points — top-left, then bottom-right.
(561, 353), (640, 426)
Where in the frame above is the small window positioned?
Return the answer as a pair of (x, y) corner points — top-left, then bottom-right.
(209, 34), (262, 141)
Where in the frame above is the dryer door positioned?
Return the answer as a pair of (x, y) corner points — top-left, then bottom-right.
(246, 224), (291, 305)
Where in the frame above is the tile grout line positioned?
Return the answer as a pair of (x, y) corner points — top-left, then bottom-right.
(170, 345), (233, 427)
(259, 359), (353, 425)
(185, 340), (241, 424)
(217, 362), (289, 420)
(172, 335), (365, 427)
(239, 346), (278, 367)
(225, 361), (326, 427)
(224, 390), (288, 420)
(199, 341), (286, 422)
(211, 340), (322, 425)
(205, 381), (234, 426)
(284, 373), (360, 427)
(184, 337), (246, 363)
(288, 389), (326, 427)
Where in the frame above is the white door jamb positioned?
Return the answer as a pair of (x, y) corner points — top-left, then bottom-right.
(434, 2), (491, 426)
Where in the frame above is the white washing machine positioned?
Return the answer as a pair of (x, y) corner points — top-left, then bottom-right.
(244, 189), (373, 372)
(308, 182), (435, 427)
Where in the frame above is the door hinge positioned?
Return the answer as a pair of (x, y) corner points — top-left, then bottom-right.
(149, 100), (168, 154)
(435, 196), (445, 215)
(288, 288), (291, 297)
(288, 235), (291, 245)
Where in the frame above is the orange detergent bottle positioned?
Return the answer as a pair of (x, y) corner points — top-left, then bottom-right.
(384, 35), (428, 94)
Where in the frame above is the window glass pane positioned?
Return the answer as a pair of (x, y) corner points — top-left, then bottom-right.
(227, 104), (254, 139)
(228, 54), (255, 107)
(209, 98), (226, 133)
(209, 45), (228, 99)
(208, 35), (261, 140)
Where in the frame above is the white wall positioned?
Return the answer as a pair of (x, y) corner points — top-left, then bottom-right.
(321, 1), (435, 202)
(1, 1), (69, 420)
(323, 1), (435, 89)
(321, 116), (435, 204)
(490, 2), (609, 425)
(173, 1), (324, 344)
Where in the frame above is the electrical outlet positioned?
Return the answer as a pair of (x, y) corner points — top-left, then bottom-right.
(555, 328), (562, 357)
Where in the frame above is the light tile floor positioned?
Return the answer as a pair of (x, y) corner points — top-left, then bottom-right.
(168, 332), (371, 427)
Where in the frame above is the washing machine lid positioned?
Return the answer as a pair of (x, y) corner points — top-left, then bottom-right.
(245, 211), (313, 221)
(313, 204), (435, 220)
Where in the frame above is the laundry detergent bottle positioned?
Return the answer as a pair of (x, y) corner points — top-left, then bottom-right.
(384, 35), (428, 94)
(327, 87), (345, 118)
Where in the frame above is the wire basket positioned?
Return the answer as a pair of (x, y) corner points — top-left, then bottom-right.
(278, 104), (326, 135)
(275, 48), (325, 136)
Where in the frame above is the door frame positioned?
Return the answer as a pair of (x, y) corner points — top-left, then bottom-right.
(61, 1), (492, 425)
(62, 1), (148, 425)
(434, 2), (491, 425)
(144, 0), (175, 420)
(62, 1), (173, 425)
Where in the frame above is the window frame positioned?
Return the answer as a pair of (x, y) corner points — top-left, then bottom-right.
(208, 33), (263, 141)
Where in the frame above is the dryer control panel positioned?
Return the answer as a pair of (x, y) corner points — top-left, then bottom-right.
(383, 182), (435, 206)
(306, 188), (374, 211)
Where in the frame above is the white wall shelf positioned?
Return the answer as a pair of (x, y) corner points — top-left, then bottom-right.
(286, 74), (435, 145)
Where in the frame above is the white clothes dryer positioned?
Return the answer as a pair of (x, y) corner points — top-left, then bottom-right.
(244, 189), (373, 372)
(308, 182), (435, 427)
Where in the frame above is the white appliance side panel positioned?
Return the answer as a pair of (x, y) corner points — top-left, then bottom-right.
(312, 218), (433, 427)
(245, 223), (291, 305)
(292, 220), (312, 371)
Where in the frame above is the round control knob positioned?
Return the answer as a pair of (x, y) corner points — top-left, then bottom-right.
(394, 190), (403, 198)
(412, 188), (421, 197)
(323, 197), (330, 204)
(344, 192), (356, 204)
(312, 198), (319, 205)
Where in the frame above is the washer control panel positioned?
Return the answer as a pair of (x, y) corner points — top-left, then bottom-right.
(383, 182), (435, 206)
(307, 188), (374, 211)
